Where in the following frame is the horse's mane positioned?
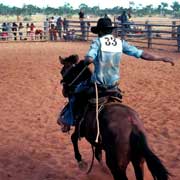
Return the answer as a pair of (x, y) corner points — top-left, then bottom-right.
(60, 56), (91, 87)
(73, 60), (91, 84)
(60, 54), (79, 65)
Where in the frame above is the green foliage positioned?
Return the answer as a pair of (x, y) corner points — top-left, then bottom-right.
(0, 2), (180, 17)
(170, 1), (180, 17)
(171, 1), (180, 12)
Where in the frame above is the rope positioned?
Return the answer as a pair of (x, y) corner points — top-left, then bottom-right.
(94, 82), (100, 143)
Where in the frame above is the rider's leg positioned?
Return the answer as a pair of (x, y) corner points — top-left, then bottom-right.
(58, 96), (76, 133)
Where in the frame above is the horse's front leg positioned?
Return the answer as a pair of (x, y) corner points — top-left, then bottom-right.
(95, 146), (102, 163)
(71, 128), (88, 171)
(71, 130), (82, 162)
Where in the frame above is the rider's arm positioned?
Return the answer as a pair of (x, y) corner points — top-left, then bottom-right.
(84, 56), (94, 73)
(140, 51), (175, 66)
(84, 38), (100, 73)
(122, 40), (175, 66)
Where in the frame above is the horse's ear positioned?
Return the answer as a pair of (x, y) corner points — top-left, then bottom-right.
(59, 56), (65, 64)
(75, 55), (79, 63)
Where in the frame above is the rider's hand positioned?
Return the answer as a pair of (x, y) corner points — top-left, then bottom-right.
(161, 57), (175, 66)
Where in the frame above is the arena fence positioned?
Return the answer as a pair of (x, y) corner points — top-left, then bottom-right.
(114, 21), (180, 52)
(0, 19), (180, 52)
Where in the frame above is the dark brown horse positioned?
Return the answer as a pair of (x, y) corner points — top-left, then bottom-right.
(59, 54), (170, 180)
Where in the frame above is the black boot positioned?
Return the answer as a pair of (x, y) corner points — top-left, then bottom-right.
(61, 124), (71, 133)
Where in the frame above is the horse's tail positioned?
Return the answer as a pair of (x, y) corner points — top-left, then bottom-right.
(130, 129), (170, 180)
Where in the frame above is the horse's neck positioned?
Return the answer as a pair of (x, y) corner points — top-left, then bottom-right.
(74, 61), (91, 83)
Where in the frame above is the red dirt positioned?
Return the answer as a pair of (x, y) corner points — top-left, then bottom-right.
(0, 41), (179, 180)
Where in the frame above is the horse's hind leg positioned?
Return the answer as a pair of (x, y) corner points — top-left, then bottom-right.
(131, 158), (144, 180)
(105, 150), (128, 180)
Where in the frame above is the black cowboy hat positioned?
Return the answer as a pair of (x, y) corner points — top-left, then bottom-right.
(91, 17), (115, 34)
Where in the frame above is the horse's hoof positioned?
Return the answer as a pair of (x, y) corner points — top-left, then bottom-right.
(78, 160), (88, 171)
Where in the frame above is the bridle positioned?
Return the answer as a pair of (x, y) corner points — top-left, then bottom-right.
(61, 63), (88, 87)
(61, 63), (77, 88)
(61, 63), (76, 80)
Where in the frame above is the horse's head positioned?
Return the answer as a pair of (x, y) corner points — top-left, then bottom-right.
(59, 54), (79, 97)
(59, 54), (91, 97)
(59, 54), (79, 76)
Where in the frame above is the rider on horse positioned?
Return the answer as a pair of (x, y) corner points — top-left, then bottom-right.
(59, 17), (174, 133)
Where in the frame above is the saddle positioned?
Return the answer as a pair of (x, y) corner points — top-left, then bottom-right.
(88, 87), (122, 105)
(88, 96), (122, 107)
(74, 87), (123, 121)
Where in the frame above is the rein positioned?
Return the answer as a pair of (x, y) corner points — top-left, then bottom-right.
(62, 63), (76, 80)
(62, 63), (88, 87)
(68, 65), (88, 87)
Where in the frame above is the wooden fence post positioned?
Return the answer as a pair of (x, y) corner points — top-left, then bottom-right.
(147, 25), (152, 48)
(121, 24), (126, 40)
(172, 21), (176, 38)
(177, 26), (180, 52)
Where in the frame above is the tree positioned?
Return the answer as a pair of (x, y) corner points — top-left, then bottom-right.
(171, 1), (180, 12)
(44, 6), (56, 15)
(111, 6), (123, 15)
(91, 6), (100, 16)
(0, 1), (178, 18)
(171, 1), (180, 17)
(0, 3), (10, 15)
(63, 2), (73, 15)
(79, 3), (88, 11)
(143, 4), (153, 16)
(129, 1), (135, 10)
(161, 2), (168, 16)
(157, 5), (162, 15)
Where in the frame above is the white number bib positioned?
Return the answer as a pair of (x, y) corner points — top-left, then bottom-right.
(100, 35), (122, 52)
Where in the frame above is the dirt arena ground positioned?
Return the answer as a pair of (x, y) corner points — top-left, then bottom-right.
(0, 41), (179, 180)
